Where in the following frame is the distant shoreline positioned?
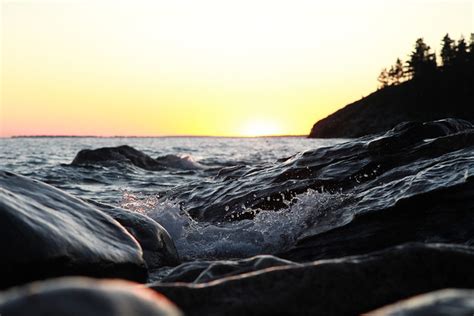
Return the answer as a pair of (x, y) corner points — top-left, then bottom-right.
(4, 134), (308, 139)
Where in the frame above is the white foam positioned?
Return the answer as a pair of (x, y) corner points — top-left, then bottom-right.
(121, 190), (342, 261)
(155, 154), (204, 170)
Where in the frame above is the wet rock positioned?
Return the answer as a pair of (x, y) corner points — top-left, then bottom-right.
(165, 118), (474, 226)
(0, 171), (147, 289)
(0, 277), (182, 316)
(71, 146), (205, 171)
(150, 244), (474, 316)
(71, 145), (164, 171)
(368, 289), (474, 316)
(89, 200), (180, 269)
(159, 255), (297, 283)
(278, 178), (474, 262)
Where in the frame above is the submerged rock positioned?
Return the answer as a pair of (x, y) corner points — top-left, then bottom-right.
(89, 200), (180, 269)
(150, 243), (474, 316)
(0, 277), (181, 316)
(368, 289), (474, 316)
(0, 171), (147, 289)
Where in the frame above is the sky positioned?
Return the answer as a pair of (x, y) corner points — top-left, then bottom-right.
(1, 0), (473, 137)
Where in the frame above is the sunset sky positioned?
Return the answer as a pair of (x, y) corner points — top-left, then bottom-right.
(1, 0), (473, 137)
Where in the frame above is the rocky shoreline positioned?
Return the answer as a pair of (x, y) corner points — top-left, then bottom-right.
(1, 118), (474, 315)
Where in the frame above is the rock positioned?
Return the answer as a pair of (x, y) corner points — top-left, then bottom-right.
(278, 178), (474, 262)
(275, 120), (474, 262)
(368, 289), (474, 316)
(71, 145), (164, 171)
(88, 200), (180, 269)
(0, 171), (147, 289)
(165, 119), (474, 226)
(71, 146), (204, 171)
(159, 255), (297, 283)
(150, 244), (474, 316)
(0, 277), (182, 316)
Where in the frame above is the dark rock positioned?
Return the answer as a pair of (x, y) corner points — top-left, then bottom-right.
(88, 200), (180, 269)
(0, 171), (147, 289)
(71, 146), (204, 171)
(278, 178), (474, 262)
(150, 244), (474, 316)
(275, 120), (474, 262)
(71, 145), (164, 171)
(159, 255), (297, 283)
(368, 289), (474, 316)
(165, 119), (474, 228)
(0, 277), (181, 316)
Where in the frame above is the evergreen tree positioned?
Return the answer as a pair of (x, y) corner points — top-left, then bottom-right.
(453, 37), (468, 66)
(376, 34), (473, 87)
(377, 68), (390, 88)
(440, 33), (455, 67)
(468, 33), (474, 65)
(388, 58), (404, 85)
(406, 38), (437, 79)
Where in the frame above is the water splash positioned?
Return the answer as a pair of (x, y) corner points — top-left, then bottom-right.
(120, 190), (346, 261)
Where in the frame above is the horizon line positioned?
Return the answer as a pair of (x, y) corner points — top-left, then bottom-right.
(2, 134), (309, 139)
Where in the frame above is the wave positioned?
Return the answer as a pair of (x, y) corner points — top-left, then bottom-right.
(154, 154), (204, 170)
(120, 190), (348, 261)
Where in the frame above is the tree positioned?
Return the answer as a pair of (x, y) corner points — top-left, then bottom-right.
(440, 33), (455, 67)
(453, 37), (468, 66)
(406, 38), (437, 79)
(468, 33), (474, 66)
(388, 58), (404, 85)
(377, 68), (390, 88)
(469, 33), (474, 59)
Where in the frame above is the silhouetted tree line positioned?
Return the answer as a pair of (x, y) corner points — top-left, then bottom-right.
(378, 33), (474, 88)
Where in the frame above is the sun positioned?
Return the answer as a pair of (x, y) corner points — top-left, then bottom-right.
(240, 119), (282, 137)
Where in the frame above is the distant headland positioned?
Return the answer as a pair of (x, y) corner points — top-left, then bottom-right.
(309, 34), (474, 138)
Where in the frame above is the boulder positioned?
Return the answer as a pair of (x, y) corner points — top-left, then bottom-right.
(0, 171), (147, 289)
(0, 277), (181, 316)
(71, 145), (164, 171)
(88, 200), (180, 269)
(368, 289), (474, 316)
(71, 146), (204, 171)
(150, 244), (474, 316)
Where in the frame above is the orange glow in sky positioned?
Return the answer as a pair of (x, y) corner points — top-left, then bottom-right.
(1, 0), (472, 137)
